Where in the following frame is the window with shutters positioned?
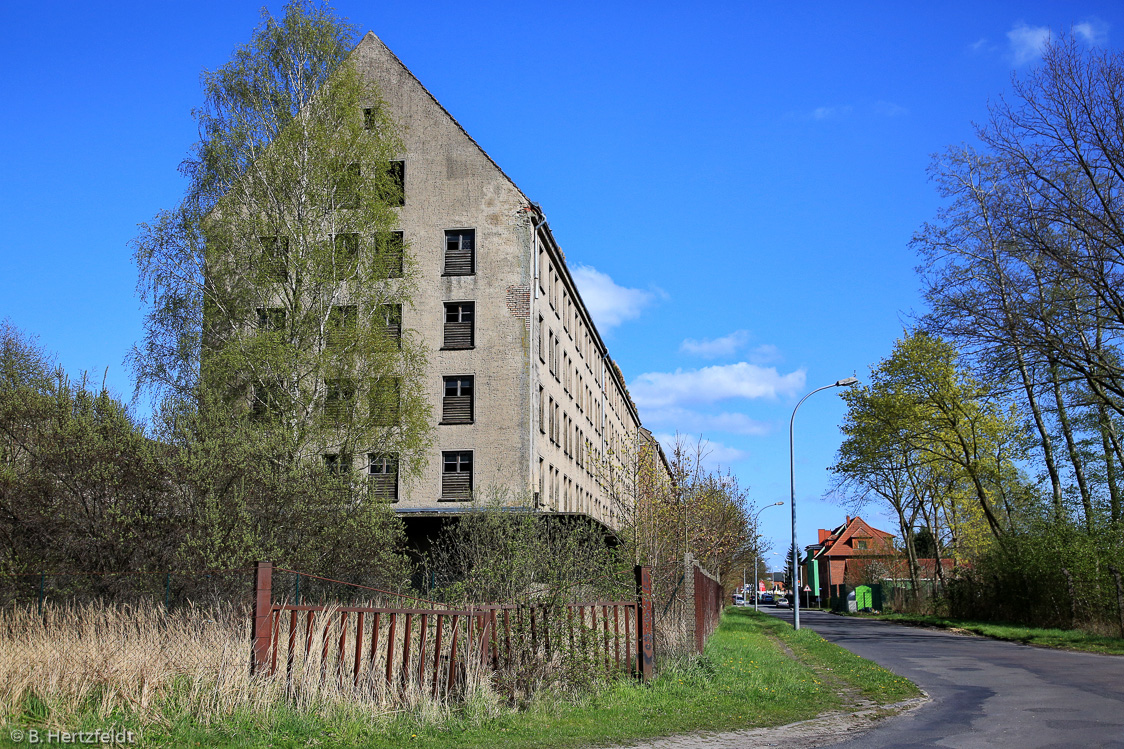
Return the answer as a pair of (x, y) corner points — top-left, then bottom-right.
(443, 302), (474, 349)
(332, 163), (361, 209)
(441, 451), (472, 500)
(332, 233), (359, 273)
(443, 229), (475, 275)
(538, 249), (546, 294)
(324, 379), (355, 420)
(367, 453), (398, 500)
(378, 304), (402, 345)
(548, 396), (555, 443)
(259, 236), (289, 281)
(538, 386), (545, 434)
(375, 231), (404, 278)
(548, 330), (556, 376)
(378, 160), (405, 207)
(327, 305), (356, 348)
(538, 316), (545, 362)
(368, 377), (400, 426)
(442, 376), (473, 424)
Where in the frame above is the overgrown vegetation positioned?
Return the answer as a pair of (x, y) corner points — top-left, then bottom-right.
(871, 613), (1124, 655)
(829, 37), (1124, 633)
(0, 606), (918, 748)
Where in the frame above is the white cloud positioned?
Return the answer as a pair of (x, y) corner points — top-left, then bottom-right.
(1008, 23), (1052, 65)
(680, 330), (750, 358)
(969, 37), (990, 53)
(630, 363), (806, 409)
(652, 433), (749, 467)
(873, 101), (908, 117)
(571, 264), (657, 332)
(640, 407), (771, 436)
(1072, 19), (1108, 46)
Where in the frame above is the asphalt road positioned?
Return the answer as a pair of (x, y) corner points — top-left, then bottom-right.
(766, 608), (1124, 748)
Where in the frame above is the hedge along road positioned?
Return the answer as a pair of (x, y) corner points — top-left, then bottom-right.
(766, 608), (1124, 748)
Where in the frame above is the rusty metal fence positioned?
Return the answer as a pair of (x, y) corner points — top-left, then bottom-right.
(250, 562), (655, 691)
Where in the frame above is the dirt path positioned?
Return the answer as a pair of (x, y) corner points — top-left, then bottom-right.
(600, 697), (927, 749)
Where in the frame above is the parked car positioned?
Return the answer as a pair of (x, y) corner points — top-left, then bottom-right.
(733, 594), (744, 606)
(760, 593), (775, 604)
(774, 596), (790, 608)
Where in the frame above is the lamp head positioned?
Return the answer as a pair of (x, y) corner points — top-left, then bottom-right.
(835, 377), (859, 387)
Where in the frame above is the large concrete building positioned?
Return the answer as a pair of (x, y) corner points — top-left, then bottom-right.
(351, 33), (659, 528)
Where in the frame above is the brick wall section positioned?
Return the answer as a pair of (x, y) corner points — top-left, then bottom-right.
(506, 284), (530, 329)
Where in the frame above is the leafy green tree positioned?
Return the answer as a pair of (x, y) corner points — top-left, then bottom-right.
(126, 2), (428, 581)
(131, 1), (431, 475)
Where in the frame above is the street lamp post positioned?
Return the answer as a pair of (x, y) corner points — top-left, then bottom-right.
(790, 377), (858, 630)
(752, 501), (784, 612)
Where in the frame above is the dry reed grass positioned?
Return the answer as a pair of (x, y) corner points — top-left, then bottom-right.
(0, 601), (497, 730)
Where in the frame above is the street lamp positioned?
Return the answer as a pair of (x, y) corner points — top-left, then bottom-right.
(751, 501), (783, 611)
(790, 376), (858, 630)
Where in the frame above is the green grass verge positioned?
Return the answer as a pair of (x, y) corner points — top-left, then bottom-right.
(871, 613), (1124, 655)
(0, 608), (919, 749)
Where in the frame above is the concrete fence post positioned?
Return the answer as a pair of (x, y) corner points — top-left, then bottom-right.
(250, 561), (273, 675)
(635, 565), (653, 682)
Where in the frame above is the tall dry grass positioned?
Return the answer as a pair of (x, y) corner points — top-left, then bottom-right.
(0, 602), (499, 729)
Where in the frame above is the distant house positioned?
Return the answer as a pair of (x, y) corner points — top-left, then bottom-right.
(803, 516), (953, 604)
(802, 516), (895, 602)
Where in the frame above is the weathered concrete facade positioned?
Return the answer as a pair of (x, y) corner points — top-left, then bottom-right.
(353, 34), (649, 528)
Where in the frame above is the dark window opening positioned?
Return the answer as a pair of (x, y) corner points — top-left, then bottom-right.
(323, 452), (352, 475)
(441, 451), (473, 501)
(367, 453), (399, 500)
(363, 107), (377, 130)
(443, 230), (475, 276)
(442, 375), (474, 424)
(251, 380), (285, 419)
(256, 307), (286, 332)
(443, 301), (475, 349)
(378, 160), (405, 207)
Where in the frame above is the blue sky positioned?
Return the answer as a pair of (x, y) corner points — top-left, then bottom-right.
(2, 1), (1121, 568)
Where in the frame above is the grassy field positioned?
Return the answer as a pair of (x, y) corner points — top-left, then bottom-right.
(1, 607), (919, 748)
(872, 613), (1124, 656)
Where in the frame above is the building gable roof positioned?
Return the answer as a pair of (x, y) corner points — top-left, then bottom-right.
(353, 33), (530, 204)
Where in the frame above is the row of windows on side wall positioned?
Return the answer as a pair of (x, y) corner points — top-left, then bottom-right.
(321, 450), (474, 502)
(255, 227), (477, 282)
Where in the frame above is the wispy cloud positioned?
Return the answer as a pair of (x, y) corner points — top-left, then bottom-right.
(652, 433), (749, 467)
(631, 363), (806, 409)
(748, 344), (783, 365)
(680, 330), (749, 358)
(969, 37), (990, 54)
(1072, 19), (1108, 46)
(812, 105), (853, 120)
(640, 407), (771, 436)
(873, 101), (908, 117)
(571, 265), (659, 332)
(1008, 22), (1052, 65)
